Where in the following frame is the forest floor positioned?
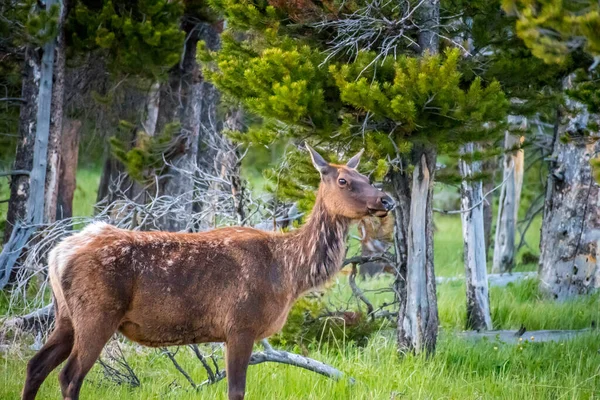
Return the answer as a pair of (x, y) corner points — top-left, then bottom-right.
(1, 168), (600, 399)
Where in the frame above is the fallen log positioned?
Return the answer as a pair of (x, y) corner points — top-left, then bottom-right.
(458, 328), (595, 343)
(436, 272), (537, 287)
(3, 303), (54, 333)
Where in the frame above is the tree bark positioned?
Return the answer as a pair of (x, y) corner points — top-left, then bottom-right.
(43, 0), (69, 224)
(3, 47), (41, 244)
(482, 158), (496, 258)
(0, 0), (61, 289)
(56, 119), (81, 220)
(396, 149), (439, 354)
(459, 143), (492, 331)
(158, 23), (203, 231)
(394, 0), (440, 355)
(539, 83), (600, 300)
(492, 120), (525, 273)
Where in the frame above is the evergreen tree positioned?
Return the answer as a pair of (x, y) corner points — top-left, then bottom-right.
(204, 0), (510, 354)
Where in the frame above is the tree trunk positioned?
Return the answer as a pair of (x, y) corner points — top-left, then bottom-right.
(43, 0), (69, 224)
(459, 143), (492, 331)
(482, 158), (496, 258)
(0, 0), (61, 289)
(396, 149), (439, 354)
(3, 47), (41, 244)
(492, 120), (525, 273)
(158, 23), (203, 231)
(393, 0), (440, 355)
(539, 83), (600, 300)
(56, 119), (81, 220)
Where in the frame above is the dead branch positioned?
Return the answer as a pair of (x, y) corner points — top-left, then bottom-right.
(98, 340), (140, 387)
(348, 263), (375, 321)
(3, 303), (54, 333)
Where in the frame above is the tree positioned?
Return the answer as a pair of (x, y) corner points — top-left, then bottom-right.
(204, 0), (508, 354)
(492, 120), (526, 273)
(504, 0), (600, 298)
(459, 143), (493, 330)
(0, 0), (65, 288)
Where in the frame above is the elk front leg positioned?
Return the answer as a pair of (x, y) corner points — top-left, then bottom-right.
(225, 333), (254, 400)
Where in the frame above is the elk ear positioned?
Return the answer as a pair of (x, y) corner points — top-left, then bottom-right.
(306, 143), (329, 174)
(346, 148), (364, 169)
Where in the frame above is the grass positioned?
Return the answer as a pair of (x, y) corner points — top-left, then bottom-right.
(1, 167), (599, 399)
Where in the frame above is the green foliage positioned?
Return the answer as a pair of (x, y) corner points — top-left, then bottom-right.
(69, 0), (185, 78)
(109, 121), (179, 182)
(25, 2), (60, 45)
(332, 49), (509, 153)
(503, 0), (600, 63)
(270, 296), (384, 348)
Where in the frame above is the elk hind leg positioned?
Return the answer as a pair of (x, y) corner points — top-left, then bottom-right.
(226, 333), (255, 400)
(22, 317), (74, 400)
(59, 317), (119, 400)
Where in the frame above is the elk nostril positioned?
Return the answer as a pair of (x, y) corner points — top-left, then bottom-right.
(381, 197), (395, 211)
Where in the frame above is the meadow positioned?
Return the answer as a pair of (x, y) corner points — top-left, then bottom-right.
(1, 168), (599, 399)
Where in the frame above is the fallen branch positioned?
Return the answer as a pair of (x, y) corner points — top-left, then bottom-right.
(3, 303), (54, 333)
(436, 272), (537, 287)
(167, 339), (349, 391)
(348, 263), (375, 321)
(458, 328), (595, 343)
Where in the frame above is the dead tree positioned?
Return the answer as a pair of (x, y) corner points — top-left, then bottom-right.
(539, 76), (600, 299)
(0, 0), (65, 289)
(55, 119), (81, 220)
(492, 117), (526, 273)
(459, 143), (492, 330)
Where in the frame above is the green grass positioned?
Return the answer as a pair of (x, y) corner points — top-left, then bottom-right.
(3, 332), (600, 399)
(1, 167), (599, 399)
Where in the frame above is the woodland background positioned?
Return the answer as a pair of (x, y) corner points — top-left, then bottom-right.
(1, 0), (600, 398)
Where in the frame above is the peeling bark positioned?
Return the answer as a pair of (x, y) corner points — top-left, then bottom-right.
(43, 0), (69, 224)
(492, 120), (525, 273)
(396, 149), (439, 354)
(539, 83), (600, 300)
(459, 143), (492, 331)
(3, 47), (41, 244)
(0, 0), (61, 289)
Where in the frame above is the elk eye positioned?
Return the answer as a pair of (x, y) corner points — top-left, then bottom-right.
(338, 178), (347, 185)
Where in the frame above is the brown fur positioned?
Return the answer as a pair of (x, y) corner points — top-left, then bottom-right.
(22, 148), (394, 400)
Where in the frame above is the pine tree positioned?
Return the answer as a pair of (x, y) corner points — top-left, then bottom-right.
(204, 0), (510, 354)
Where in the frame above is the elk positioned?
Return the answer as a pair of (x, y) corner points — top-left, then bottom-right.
(357, 214), (395, 277)
(22, 145), (395, 400)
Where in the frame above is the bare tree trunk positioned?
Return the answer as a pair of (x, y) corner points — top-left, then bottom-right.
(459, 143), (492, 330)
(0, 0), (61, 289)
(539, 82), (600, 300)
(482, 158), (496, 258)
(43, 0), (69, 224)
(3, 47), (41, 244)
(56, 119), (81, 220)
(396, 148), (439, 354)
(492, 120), (525, 273)
(142, 82), (161, 137)
(158, 23), (203, 231)
(394, 0), (440, 355)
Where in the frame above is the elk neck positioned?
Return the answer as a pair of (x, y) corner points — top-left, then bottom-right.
(275, 192), (351, 296)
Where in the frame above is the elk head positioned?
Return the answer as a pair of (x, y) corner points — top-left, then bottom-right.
(306, 144), (395, 219)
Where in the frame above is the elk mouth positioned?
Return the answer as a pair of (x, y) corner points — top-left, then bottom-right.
(368, 208), (389, 218)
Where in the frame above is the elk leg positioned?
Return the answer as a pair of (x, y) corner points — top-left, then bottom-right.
(22, 318), (74, 400)
(59, 319), (117, 400)
(225, 333), (255, 400)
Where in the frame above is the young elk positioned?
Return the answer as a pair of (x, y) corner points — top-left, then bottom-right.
(22, 145), (394, 400)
